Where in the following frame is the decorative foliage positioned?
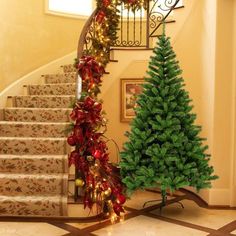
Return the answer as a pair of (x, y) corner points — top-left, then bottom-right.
(86, 0), (149, 66)
(86, 0), (120, 66)
(74, 56), (105, 96)
(69, 56), (126, 221)
(120, 30), (218, 205)
(118, 0), (149, 11)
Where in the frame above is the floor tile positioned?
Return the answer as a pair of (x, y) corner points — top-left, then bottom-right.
(67, 221), (99, 229)
(68, 203), (101, 217)
(93, 215), (207, 236)
(0, 222), (68, 236)
(151, 200), (236, 230)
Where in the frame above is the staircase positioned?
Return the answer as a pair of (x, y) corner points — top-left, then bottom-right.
(0, 66), (76, 216)
(0, 0), (185, 217)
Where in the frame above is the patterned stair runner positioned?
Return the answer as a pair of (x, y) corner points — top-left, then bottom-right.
(0, 69), (76, 216)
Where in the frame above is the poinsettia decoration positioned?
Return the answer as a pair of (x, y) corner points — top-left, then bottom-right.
(74, 56), (105, 96)
(68, 56), (126, 222)
(68, 0), (155, 223)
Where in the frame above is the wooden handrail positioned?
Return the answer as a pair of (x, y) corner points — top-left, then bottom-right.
(77, 9), (98, 59)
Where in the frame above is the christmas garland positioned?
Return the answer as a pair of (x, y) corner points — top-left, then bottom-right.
(68, 56), (126, 221)
(68, 0), (151, 222)
(83, 0), (150, 66)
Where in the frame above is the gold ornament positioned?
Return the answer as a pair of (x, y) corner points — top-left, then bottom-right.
(75, 178), (85, 187)
(104, 187), (112, 197)
(87, 155), (94, 162)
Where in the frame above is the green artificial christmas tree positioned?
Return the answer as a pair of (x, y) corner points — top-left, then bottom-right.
(120, 28), (218, 206)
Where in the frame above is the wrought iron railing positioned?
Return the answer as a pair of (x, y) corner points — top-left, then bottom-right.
(77, 0), (182, 58)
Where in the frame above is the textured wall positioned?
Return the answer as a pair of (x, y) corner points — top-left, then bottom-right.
(0, 0), (86, 91)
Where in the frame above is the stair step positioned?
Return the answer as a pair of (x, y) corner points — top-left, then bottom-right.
(1, 108), (72, 122)
(27, 83), (76, 96)
(14, 95), (75, 108)
(61, 64), (76, 73)
(0, 121), (71, 138)
(0, 195), (67, 216)
(43, 73), (76, 84)
(0, 155), (68, 174)
(0, 137), (68, 155)
(0, 173), (68, 196)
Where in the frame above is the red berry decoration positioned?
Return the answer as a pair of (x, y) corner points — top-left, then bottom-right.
(116, 194), (126, 204)
(68, 150), (79, 166)
(96, 10), (106, 23)
(92, 149), (102, 159)
(93, 102), (102, 112)
(113, 202), (124, 216)
(77, 110), (85, 121)
(103, 0), (111, 7)
(70, 109), (77, 120)
(67, 135), (77, 146)
(84, 96), (95, 109)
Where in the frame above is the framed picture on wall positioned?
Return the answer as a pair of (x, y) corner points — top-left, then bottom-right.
(120, 78), (144, 122)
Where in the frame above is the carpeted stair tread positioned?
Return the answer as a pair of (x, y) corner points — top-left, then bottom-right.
(0, 121), (71, 137)
(0, 195), (67, 216)
(1, 107), (72, 122)
(61, 64), (77, 73)
(14, 95), (75, 108)
(0, 173), (68, 196)
(27, 83), (76, 95)
(0, 155), (68, 174)
(43, 73), (76, 84)
(0, 63), (75, 217)
(0, 137), (68, 155)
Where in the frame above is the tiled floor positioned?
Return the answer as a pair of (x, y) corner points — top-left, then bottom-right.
(0, 190), (235, 236)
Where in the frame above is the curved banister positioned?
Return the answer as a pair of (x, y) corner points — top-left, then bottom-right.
(77, 9), (98, 59)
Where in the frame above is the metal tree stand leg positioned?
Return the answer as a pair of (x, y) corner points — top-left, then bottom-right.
(143, 189), (184, 211)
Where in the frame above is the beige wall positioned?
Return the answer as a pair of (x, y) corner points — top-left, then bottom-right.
(231, 0), (236, 206)
(0, 0), (86, 92)
(212, 0), (234, 195)
(102, 0), (236, 206)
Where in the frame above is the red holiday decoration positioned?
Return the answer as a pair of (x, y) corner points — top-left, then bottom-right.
(113, 202), (125, 216)
(103, 0), (111, 7)
(75, 56), (105, 90)
(69, 31), (125, 220)
(92, 149), (102, 159)
(116, 194), (126, 204)
(67, 135), (77, 146)
(96, 10), (106, 23)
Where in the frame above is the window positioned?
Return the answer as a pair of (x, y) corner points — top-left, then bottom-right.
(46, 0), (183, 19)
(46, 0), (93, 18)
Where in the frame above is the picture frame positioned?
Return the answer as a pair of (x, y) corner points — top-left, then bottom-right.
(120, 78), (144, 122)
